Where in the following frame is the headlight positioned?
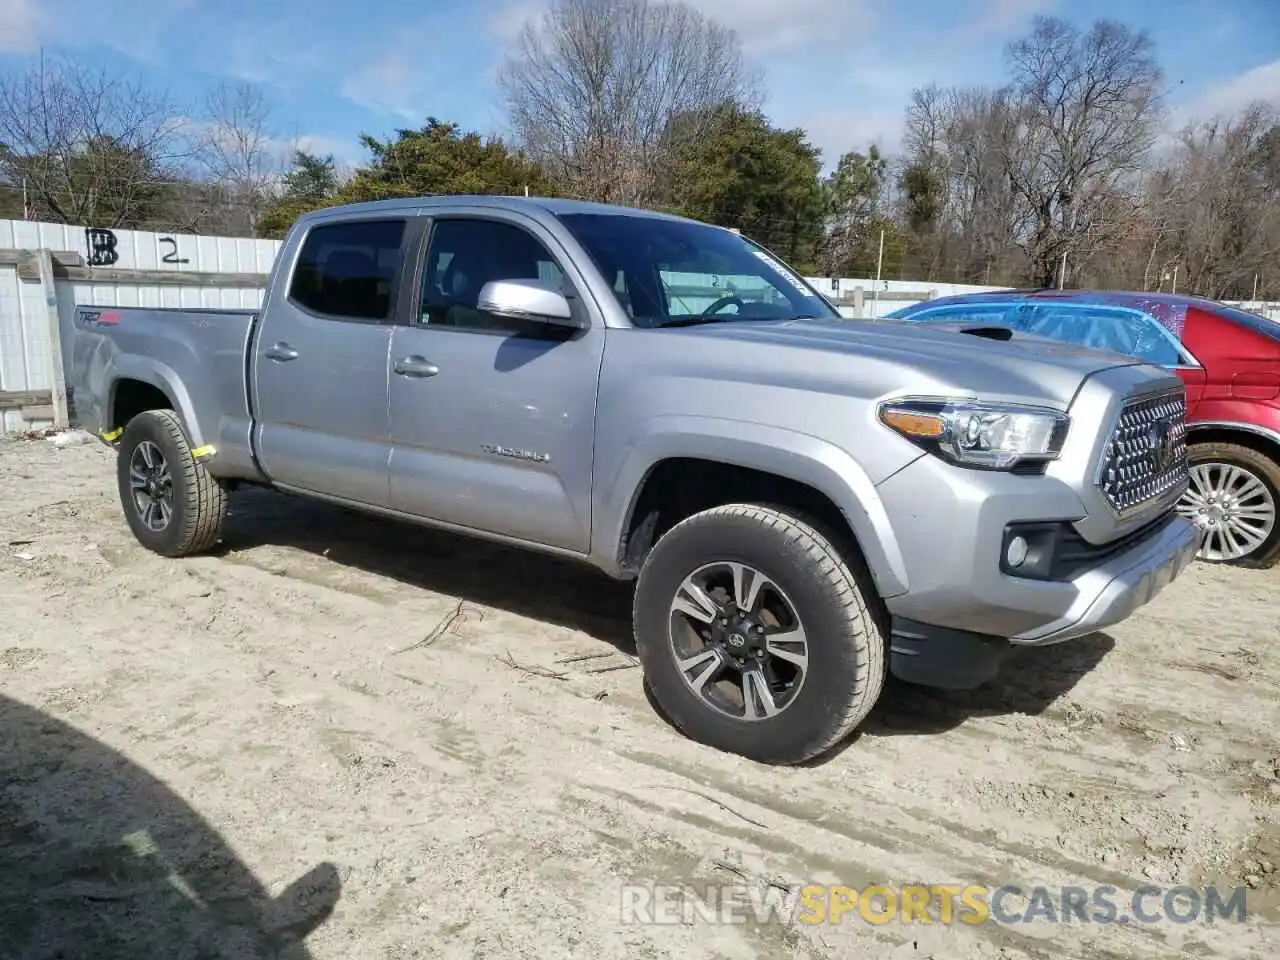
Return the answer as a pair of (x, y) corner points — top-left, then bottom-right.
(877, 397), (1070, 470)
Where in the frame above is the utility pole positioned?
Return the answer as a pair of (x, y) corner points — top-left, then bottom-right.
(1058, 250), (1068, 290)
(872, 228), (885, 316)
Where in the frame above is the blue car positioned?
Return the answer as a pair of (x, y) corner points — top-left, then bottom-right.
(885, 289), (1196, 369)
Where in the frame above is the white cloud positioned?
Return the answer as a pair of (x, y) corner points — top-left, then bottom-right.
(798, 107), (906, 169)
(337, 12), (477, 123)
(1170, 59), (1280, 127)
(488, 0), (546, 40)
(0, 0), (40, 52)
(290, 133), (365, 168)
(339, 52), (447, 123)
(4, 0), (198, 65)
(956, 0), (1058, 42)
(173, 115), (364, 174)
(685, 0), (877, 54)
(489, 0), (877, 55)
(225, 23), (330, 89)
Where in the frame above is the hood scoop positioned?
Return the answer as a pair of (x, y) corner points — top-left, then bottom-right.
(956, 325), (1014, 341)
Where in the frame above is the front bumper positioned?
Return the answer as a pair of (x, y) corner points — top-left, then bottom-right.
(1007, 512), (1197, 644)
(874, 451), (1199, 687)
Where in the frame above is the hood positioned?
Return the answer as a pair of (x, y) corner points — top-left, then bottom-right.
(679, 316), (1151, 407)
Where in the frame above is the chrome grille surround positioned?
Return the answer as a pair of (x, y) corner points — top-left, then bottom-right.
(1095, 388), (1189, 519)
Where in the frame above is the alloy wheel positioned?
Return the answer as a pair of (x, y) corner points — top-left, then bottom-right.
(128, 440), (174, 533)
(667, 561), (809, 721)
(1177, 461), (1277, 562)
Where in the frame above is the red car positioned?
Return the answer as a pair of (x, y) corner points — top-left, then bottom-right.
(889, 290), (1280, 568)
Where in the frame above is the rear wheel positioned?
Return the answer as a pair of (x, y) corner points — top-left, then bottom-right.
(633, 504), (886, 765)
(116, 409), (228, 557)
(1178, 442), (1280, 568)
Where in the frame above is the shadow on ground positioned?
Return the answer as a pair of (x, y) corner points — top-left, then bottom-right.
(862, 632), (1116, 736)
(222, 488), (1112, 742)
(223, 487), (636, 650)
(0, 694), (341, 959)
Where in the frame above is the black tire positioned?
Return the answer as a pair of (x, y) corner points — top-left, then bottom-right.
(633, 504), (886, 765)
(116, 409), (228, 558)
(1184, 442), (1280, 569)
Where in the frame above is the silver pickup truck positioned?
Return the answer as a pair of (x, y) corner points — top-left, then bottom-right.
(69, 196), (1199, 764)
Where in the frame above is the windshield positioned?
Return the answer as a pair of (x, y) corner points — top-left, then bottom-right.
(555, 212), (840, 328)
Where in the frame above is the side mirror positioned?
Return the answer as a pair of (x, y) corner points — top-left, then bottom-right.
(476, 278), (584, 329)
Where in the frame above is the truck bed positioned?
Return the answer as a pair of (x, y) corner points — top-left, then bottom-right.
(70, 305), (264, 481)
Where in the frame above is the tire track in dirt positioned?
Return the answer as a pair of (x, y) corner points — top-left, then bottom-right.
(2, 438), (1277, 959)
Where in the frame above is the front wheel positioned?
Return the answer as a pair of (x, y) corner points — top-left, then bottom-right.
(116, 409), (229, 558)
(632, 504), (886, 765)
(1177, 442), (1280, 569)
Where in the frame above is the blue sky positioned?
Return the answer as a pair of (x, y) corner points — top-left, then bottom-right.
(2, 0), (1278, 172)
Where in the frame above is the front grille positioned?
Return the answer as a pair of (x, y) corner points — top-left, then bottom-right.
(1096, 388), (1188, 518)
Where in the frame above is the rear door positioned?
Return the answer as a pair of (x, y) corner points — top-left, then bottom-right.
(385, 210), (605, 552)
(252, 216), (415, 506)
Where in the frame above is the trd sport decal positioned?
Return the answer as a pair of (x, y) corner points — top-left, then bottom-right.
(81, 311), (122, 326)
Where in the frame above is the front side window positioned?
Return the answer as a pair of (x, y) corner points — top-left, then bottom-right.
(556, 213), (839, 328)
(419, 218), (570, 335)
(288, 219), (406, 321)
(1019, 304), (1185, 366)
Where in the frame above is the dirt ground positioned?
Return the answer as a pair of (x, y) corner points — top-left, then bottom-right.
(1, 433), (1277, 960)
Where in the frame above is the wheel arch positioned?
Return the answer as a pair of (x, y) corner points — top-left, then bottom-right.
(592, 417), (911, 598)
(106, 357), (204, 447)
(1186, 421), (1280, 465)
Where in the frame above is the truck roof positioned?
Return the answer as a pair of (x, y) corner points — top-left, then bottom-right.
(297, 194), (705, 226)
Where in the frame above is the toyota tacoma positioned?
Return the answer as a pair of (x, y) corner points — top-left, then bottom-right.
(68, 196), (1200, 764)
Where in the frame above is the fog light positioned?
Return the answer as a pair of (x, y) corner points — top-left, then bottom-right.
(1006, 535), (1029, 568)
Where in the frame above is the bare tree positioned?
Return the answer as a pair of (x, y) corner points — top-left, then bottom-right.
(1001, 17), (1163, 286)
(191, 81), (283, 237)
(1157, 104), (1280, 299)
(497, 0), (760, 205)
(0, 53), (184, 227)
(899, 85), (1028, 284)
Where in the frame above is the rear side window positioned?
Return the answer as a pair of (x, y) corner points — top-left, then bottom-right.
(289, 219), (406, 321)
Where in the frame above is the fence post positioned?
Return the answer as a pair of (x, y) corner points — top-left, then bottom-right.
(852, 286), (865, 318)
(36, 249), (70, 430)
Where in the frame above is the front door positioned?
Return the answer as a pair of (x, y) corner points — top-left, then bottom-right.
(387, 212), (605, 553)
(252, 216), (410, 506)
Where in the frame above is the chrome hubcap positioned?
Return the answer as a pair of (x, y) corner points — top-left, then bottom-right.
(667, 561), (809, 722)
(128, 441), (174, 532)
(1177, 462), (1276, 562)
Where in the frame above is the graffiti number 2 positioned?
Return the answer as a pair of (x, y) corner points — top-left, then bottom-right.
(160, 237), (190, 264)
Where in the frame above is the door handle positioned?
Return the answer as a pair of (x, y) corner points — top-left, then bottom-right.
(264, 342), (299, 362)
(393, 355), (440, 378)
